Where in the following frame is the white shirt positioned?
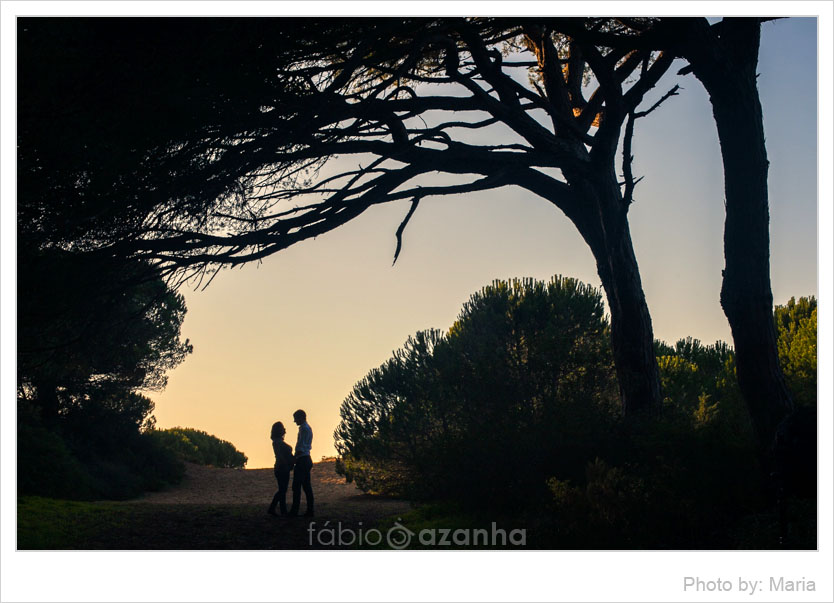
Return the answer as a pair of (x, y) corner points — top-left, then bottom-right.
(295, 421), (313, 457)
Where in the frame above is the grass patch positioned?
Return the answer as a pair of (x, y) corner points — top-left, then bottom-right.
(17, 497), (131, 549)
(18, 496), (403, 550)
(18, 497), (282, 549)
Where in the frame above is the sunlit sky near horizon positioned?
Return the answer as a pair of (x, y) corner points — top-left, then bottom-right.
(144, 18), (819, 469)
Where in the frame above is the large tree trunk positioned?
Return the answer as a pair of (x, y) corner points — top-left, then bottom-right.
(711, 81), (794, 447)
(571, 176), (664, 416)
(682, 19), (794, 448)
(598, 222), (663, 417)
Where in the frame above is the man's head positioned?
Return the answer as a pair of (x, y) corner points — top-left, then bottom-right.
(293, 409), (307, 425)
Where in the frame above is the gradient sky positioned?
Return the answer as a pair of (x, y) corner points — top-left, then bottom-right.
(146, 18), (819, 468)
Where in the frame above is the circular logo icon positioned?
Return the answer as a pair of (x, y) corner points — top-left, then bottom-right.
(386, 520), (415, 550)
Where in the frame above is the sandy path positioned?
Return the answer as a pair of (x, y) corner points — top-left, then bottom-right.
(132, 459), (411, 519)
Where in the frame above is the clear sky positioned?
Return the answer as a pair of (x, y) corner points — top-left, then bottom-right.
(147, 18), (819, 468)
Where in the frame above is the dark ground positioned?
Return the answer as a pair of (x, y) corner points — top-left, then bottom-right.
(18, 460), (412, 550)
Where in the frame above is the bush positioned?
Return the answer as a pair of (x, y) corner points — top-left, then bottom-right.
(774, 296), (817, 407)
(336, 276), (618, 509)
(539, 404), (767, 549)
(655, 337), (755, 443)
(150, 427), (248, 468)
(17, 395), (185, 501)
(334, 280), (818, 548)
(18, 420), (96, 500)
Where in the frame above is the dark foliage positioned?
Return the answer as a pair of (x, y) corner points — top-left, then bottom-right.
(774, 296), (817, 407)
(17, 394), (185, 501)
(17, 18), (305, 251)
(335, 280), (816, 548)
(17, 246), (193, 500)
(150, 427), (248, 468)
(336, 276), (618, 509)
(18, 250), (192, 410)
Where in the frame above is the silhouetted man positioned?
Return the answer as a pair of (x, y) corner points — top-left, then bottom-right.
(288, 409), (314, 517)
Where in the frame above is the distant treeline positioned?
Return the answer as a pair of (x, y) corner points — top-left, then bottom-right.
(335, 277), (816, 548)
(150, 427), (248, 469)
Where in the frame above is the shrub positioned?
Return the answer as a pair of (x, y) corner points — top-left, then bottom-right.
(335, 280), (817, 548)
(17, 420), (96, 500)
(335, 276), (618, 508)
(655, 338), (755, 443)
(17, 394), (184, 501)
(150, 427), (248, 468)
(774, 296), (817, 407)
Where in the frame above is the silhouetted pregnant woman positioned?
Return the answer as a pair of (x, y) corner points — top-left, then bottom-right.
(268, 421), (294, 516)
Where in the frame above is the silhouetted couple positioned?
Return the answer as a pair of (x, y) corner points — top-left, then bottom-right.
(268, 409), (314, 518)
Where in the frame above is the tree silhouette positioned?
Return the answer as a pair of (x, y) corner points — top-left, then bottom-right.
(335, 276), (617, 504)
(19, 18), (682, 414)
(559, 16), (800, 450)
(17, 249), (192, 423)
(668, 18), (795, 450)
